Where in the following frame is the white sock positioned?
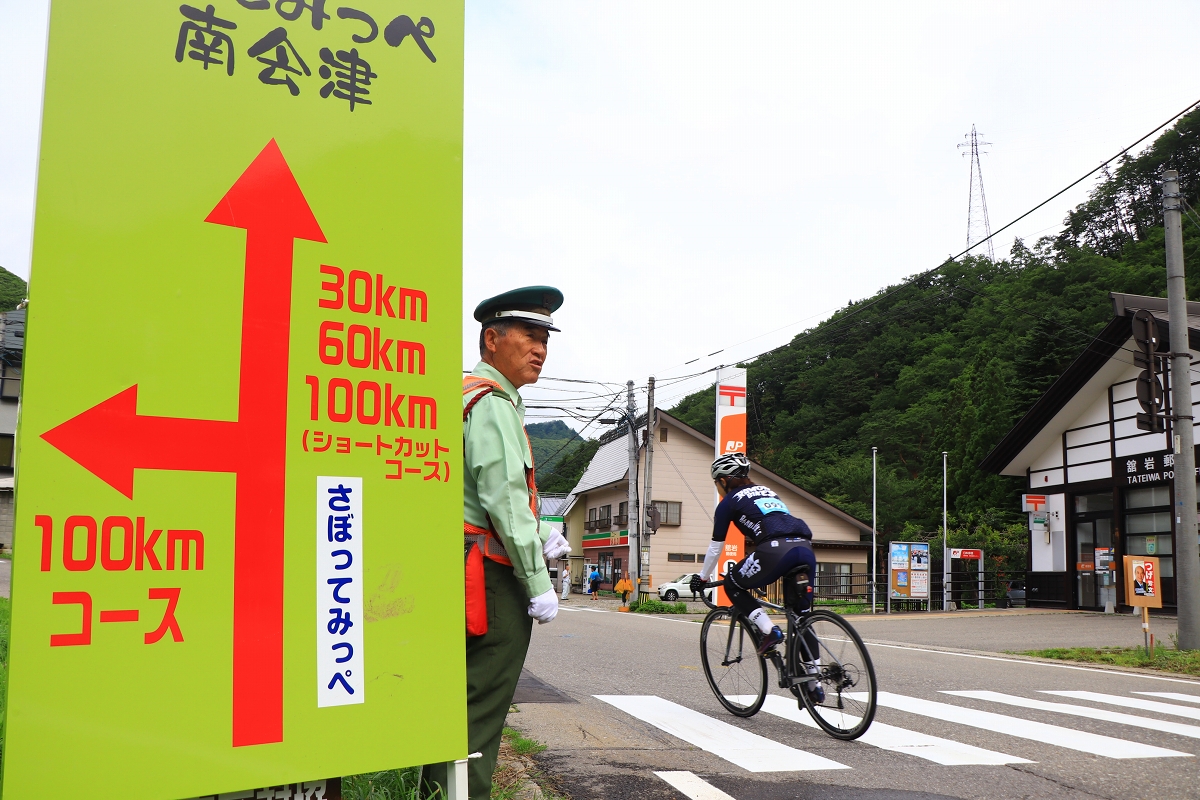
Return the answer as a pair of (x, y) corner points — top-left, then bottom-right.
(748, 608), (774, 635)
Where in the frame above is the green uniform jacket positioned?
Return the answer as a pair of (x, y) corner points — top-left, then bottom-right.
(464, 361), (552, 599)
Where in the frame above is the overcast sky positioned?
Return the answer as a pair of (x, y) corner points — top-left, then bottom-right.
(5, 2), (1200, 434)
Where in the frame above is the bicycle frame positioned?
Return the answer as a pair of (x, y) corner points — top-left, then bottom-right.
(699, 577), (878, 738)
(703, 584), (810, 696)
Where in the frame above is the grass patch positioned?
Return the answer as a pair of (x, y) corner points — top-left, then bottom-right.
(343, 730), (561, 800)
(629, 598), (688, 614)
(342, 768), (432, 800)
(502, 726), (546, 757)
(492, 729), (566, 800)
(815, 600), (870, 615)
(1018, 645), (1200, 676)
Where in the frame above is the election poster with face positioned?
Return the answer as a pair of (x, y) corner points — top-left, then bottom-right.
(4, 2), (465, 797)
(1124, 555), (1162, 609)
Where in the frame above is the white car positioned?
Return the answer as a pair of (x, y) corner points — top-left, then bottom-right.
(657, 573), (715, 603)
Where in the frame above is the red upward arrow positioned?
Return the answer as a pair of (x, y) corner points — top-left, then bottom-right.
(41, 139), (325, 747)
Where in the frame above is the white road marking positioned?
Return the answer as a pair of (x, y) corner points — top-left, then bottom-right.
(753, 695), (1031, 765)
(851, 691), (1190, 759)
(558, 606), (609, 613)
(1136, 692), (1200, 705)
(862, 641), (1200, 686)
(654, 771), (738, 800)
(948, 691), (1200, 741)
(595, 695), (849, 772)
(1042, 690), (1200, 722)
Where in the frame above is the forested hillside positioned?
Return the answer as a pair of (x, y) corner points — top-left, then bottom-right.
(670, 109), (1200, 558)
(0, 268), (26, 312)
(525, 420), (600, 493)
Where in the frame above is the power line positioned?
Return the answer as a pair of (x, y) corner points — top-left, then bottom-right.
(654, 95), (1200, 382)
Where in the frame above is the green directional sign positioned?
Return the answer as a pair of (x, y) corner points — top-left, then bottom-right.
(4, 2), (464, 797)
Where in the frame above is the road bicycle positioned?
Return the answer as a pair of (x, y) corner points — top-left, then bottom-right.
(699, 566), (877, 740)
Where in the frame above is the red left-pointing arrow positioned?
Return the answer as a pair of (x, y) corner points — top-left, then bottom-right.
(41, 385), (239, 499)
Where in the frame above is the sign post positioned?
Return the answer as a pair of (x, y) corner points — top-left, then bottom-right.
(1124, 555), (1163, 654)
(6, 3), (465, 798)
(714, 367), (747, 606)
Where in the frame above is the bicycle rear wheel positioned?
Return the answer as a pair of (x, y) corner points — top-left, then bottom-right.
(791, 610), (876, 739)
(700, 608), (766, 717)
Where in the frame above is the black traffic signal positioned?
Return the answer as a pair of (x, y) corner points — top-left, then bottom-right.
(1132, 309), (1166, 433)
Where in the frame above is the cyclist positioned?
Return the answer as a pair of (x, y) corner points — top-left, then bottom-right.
(692, 453), (824, 699)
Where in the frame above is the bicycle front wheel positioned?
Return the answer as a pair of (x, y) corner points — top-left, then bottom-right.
(792, 610), (876, 739)
(700, 608), (766, 717)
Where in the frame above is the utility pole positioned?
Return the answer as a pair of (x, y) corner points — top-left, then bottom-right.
(871, 446), (878, 615)
(625, 380), (641, 601)
(1164, 170), (1200, 649)
(643, 377), (656, 601)
(942, 451), (950, 612)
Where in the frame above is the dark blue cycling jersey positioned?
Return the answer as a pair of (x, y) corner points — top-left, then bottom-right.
(711, 484), (813, 546)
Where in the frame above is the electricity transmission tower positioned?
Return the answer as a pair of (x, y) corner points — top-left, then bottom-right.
(958, 124), (994, 260)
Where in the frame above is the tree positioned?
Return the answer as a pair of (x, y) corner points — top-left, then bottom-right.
(0, 267), (27, 312)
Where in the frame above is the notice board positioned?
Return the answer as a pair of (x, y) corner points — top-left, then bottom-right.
(889, 542), (929, 600)
(4, 2), (465, 797)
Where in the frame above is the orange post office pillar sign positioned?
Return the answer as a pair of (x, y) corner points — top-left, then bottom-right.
(715, 368), (747, 605)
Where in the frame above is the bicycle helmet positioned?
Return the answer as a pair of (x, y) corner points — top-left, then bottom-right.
(711, 452), (751, 480)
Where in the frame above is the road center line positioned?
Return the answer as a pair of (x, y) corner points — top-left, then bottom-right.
(595, 695), (849, 772)
(861, 640), (1200, 686)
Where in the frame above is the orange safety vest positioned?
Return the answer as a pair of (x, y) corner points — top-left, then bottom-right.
(462, 375), (539, 567)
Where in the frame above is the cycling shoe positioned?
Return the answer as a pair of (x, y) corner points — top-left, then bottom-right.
(755, 626), (784, 656)
(805, 681), (826, 705)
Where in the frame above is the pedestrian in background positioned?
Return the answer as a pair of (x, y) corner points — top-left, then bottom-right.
(614, 575), (633, 607)
(589, 567), (600, 600)
(424, 287), (571, 800)
(560, 568), (571, 600)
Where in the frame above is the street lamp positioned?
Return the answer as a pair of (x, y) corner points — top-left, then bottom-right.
(871, 446), (877, 615)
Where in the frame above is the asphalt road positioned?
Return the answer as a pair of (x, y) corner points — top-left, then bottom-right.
(514, 600), (1197, 800)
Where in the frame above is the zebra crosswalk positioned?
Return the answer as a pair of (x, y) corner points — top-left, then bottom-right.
(753, 695), (1030, 765)
(947, 690), (1200, 741)
(1137, 691), (1200, 705)
(595, 695), (849, 771)
(591, 685), (1200, 798)
(1044, 690), (1200, 721)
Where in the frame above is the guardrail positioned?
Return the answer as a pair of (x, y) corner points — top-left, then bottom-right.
(759, 570), (1029, 612)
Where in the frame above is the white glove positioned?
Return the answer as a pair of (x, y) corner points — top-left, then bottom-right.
(542, 531), (571, 560)
(528, 588), (559, 624)
(698, 540), (723, 581)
